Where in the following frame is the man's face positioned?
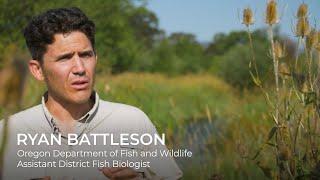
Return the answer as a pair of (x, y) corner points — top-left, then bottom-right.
(41, 31), (96, 105)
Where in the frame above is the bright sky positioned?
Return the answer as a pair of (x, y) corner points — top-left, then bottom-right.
(146, 0), (320, 42)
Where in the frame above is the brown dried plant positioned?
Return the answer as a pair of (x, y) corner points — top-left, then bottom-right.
(242, 1), (320, 179)
(266, 0), (279, 25)
(274, 41), (286, 59)
(242, 7), (254, 27)
(306, 28), (319, 50)
(297, 3), (308, 19)
(296, 17), (310, 38)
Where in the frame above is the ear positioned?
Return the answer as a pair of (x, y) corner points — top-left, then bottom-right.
(28, 60), (44, 81)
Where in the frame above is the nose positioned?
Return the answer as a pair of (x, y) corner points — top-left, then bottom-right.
(72, 55), (86, 76)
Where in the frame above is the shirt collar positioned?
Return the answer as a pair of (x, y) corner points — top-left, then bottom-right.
(41, 91), (99, 130)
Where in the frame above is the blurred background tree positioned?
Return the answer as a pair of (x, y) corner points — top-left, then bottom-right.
(0, 0), (297, 90)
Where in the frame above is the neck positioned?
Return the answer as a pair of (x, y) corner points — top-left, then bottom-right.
(45, 92), (93, 122)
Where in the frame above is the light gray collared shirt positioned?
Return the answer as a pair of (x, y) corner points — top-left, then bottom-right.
(1, 91), (183, 179)
(42, 91), (99, 137)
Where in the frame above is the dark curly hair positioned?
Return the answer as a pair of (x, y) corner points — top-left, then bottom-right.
(23, 7), (95, 63)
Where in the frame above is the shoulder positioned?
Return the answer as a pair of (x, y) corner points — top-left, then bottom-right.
(0, 104), (44, 131)
(97, 99), (156, 131)
(9, 104), (42, 124)
(99, 99), (148, 119)
(9, 104), (43, 120)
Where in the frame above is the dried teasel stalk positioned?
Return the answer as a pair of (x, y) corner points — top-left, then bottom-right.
(296, 17), (310, 37)
(266, 0), (279, 25)
(242, 6), (261, 86)
(317, 46), (320, 53)
(266, 0), (281, 127)
(242, 7), (254, 27)
(297, 3), (308, 18)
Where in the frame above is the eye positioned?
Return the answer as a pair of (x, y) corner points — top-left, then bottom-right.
(59, 57), (70, 61)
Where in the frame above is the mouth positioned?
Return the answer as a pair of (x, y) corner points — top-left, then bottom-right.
(71, 79), (90, 90)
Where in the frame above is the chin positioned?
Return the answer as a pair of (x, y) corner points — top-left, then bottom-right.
(71, 90), (92, 104)
(72, 97), (91, 105)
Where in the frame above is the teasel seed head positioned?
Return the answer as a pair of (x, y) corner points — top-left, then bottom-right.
(297, 3), (308, 18)
(274, 41), (286, 59)
(292, 73), (308, 93)
(242, 7), (254, 27)
(315, 31), (320, 52)
(278, 144), (291, 161)
(301, 81), (309, 93)
(296, 17), (310, 37)
(279, 62), (290, 79)
(306, 28), (319, 50)
(266, 0), (279, 25)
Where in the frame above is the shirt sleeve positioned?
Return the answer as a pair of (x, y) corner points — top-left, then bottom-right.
(139, 111), (183, 180)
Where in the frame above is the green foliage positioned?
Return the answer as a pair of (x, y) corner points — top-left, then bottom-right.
(206, 31), (248, 56)
(150, 33), (206, 75)
(0, 1), (294, 89)
(0, 0), (38, 68)
(129, 6), (160, 48)
(0, 0), (35, 46)
(169, 33), (206, 73)
(217, 42), (271, 89)
(150, 39), (182, 74)
(208, 29), (273, 89)
(0, 0), (159, 73)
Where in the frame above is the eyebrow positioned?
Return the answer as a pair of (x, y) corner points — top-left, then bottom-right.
(79, 50), (94, 56)
(56, 52), (75, 61)
(55, 50), (94, 61)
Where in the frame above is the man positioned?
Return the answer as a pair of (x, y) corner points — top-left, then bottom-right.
(1, 7), (182, 179)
